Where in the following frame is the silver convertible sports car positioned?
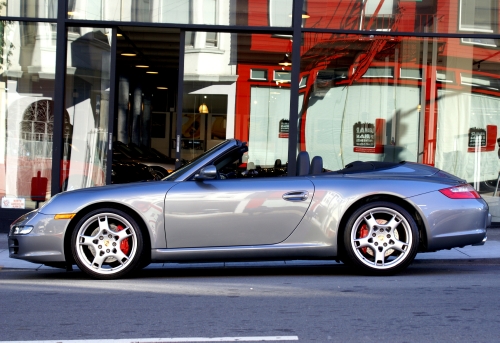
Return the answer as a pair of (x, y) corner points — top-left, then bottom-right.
(9, 139), (490, 279)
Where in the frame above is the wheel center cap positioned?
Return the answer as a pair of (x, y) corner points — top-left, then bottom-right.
(378, 235), (385, 242)
(104, 240), (110, 247)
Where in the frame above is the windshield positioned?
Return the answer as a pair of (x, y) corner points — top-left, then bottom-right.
(115, 142), (139, 158)
(165, 140), (232, 181)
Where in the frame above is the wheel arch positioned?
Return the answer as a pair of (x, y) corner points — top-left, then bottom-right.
(63, 202), (152, 266)
(336, 194), (428, 256)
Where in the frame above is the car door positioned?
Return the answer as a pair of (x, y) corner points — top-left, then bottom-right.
(164, 177), (314, 248)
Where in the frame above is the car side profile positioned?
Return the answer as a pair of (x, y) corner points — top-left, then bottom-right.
(8, 139), (490, 279)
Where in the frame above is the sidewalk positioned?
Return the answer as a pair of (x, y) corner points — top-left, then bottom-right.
(1, 234), (500, 271)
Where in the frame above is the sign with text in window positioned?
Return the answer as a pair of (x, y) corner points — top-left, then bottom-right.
(353, 119), (385, 154)
(2, 197), (26, 209)
(279, 119), (289, 138)
(467, 125), (497, 152)
(353, 122), (375, 147)
(468, 127), (486, 148)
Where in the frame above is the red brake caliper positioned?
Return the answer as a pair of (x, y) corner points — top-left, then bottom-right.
(116, 225), (130, 255)
(359, 224), (369, 255)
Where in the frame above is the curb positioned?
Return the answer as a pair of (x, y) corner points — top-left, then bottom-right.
(412, 258), (500, 265)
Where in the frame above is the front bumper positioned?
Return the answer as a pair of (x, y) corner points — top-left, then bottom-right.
(8, 211), (70, 263)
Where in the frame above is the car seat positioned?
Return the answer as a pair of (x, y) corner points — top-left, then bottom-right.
(296, 151), (310, 176)
(310, 156), (323, 174)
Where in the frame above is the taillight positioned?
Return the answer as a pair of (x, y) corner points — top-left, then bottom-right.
(439, 184), (480, 199)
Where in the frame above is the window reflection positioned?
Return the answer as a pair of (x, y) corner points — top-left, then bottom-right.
(304, 0), (500, 34)
(299, 33), (500, 209)
(181, 32), (293, 172)
(62, 27), (112, 192)
(69, 0), (292, 27)
(1, 0), (58, 18)
(459, 0), (497, 32)
(0, 21), (57, 209)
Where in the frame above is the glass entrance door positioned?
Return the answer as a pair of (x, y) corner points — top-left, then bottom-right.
(111, 27), (179, 183)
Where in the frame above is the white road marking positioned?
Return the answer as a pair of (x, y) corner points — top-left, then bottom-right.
(1, 337), (299, 343)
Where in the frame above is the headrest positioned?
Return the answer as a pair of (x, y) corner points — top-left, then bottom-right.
(296, 151), (310, 176)
(310, 156), (323, 174)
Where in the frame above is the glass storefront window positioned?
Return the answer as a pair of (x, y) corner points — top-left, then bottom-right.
(62, 27), (112, 191)
(181, 32), (292, 173)
(300, 32), (500, 220)
(303, 0), (500, 35)
(1, 21), (57, 209)
(0, 0), (57, 18)
(69, 0), (293, 27)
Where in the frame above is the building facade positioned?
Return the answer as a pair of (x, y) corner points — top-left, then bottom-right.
(2, 0), (500, 224)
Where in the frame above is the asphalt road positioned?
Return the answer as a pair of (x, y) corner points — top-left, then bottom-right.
(1, 231), (500, 342)
(1, 260), (500, 342)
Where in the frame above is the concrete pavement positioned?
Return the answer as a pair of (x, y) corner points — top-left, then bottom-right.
(1, 233), (500, 271)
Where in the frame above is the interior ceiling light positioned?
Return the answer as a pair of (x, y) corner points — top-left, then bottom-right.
(146, 71), (158, 74)
(105, 32), (123, 37)
(157, 87), (168, 90)
(278, 54), (292, 66)
(121, 51), (137, 57)
(199, 103), (209, 114)
(136, 65), (149, 68)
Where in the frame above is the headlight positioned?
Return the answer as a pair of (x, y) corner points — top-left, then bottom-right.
(10, 225), (34, 235)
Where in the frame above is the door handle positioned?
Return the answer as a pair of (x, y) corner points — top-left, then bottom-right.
(283, 191), (309, 201)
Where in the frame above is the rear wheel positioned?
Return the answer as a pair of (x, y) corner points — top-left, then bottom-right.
(342, 201), (419, 275)
(71, 208), (144, 279)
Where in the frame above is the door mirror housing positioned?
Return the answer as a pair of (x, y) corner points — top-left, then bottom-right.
(194, 165), (217, 180)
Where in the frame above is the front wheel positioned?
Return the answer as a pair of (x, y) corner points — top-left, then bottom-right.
(71, 208), (144, 279)
(342, 201), (419, 275)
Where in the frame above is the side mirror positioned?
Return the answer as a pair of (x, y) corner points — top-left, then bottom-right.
(194, 165), (217, 180)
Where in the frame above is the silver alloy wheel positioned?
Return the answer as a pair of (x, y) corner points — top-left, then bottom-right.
(75, 212), (138, 275)
(350, 206), (413, 270)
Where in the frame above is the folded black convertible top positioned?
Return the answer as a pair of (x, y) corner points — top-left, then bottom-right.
(335, 160), (404, 174)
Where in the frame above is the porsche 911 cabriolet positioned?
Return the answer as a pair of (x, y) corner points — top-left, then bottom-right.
(8, 139), (490, 279)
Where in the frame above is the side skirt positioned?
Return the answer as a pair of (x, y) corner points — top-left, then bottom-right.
(151, 243), (335, 263)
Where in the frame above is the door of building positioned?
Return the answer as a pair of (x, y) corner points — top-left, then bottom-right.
(110, 27), (180, 184)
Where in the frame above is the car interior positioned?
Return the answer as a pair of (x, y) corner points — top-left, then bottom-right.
(204, 147), (325, 180)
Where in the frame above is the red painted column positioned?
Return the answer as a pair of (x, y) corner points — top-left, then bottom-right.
(422, 66), (438, 166)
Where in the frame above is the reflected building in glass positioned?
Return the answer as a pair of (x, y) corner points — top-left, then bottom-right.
(2, 0), (500, 225)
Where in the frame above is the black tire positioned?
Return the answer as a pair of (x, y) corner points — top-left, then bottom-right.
(150, 166), (169, 178)
(479, 180), (498, 192)
(71, 208), (144, 279)
(342, 201), (419, 275)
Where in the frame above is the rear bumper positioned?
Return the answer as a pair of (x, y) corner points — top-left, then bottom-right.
(472, 213), (493, 246)
(409, 192), (489, 251)
(472, 235), (488, 246)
